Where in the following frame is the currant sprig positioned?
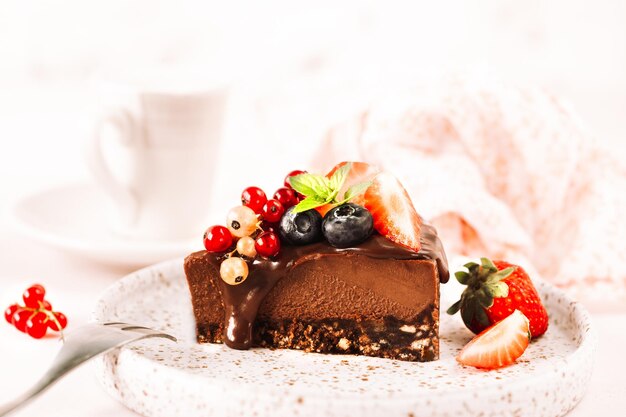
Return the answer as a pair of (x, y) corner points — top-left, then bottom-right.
(202, 170), (306, 286)
(4, 284), (68, 340)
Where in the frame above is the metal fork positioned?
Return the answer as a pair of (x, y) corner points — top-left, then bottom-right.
(0, 322), (176, 417)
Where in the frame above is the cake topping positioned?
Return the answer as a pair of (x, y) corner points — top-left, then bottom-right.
(272, 187), (298, 209)
(203, 225), (233, 253)
(226, 206), (259, 238)
(254, 231), (281, 258)
(260, 199), (285, 223)
(321, 202), (374, 248)
(288, 162), (373, 214)
(284, 169), (307, 188)
(359, 171), (423, 253)
(241, 186), (267, 214)
(278, 206), (323, 245)
(220, 257), (249, 285)
(235, 236), (257, 258)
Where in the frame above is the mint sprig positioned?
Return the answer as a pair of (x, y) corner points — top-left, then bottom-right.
(288, 163), (372, 213)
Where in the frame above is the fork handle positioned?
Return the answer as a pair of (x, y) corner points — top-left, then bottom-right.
(0, 342), (120, 417)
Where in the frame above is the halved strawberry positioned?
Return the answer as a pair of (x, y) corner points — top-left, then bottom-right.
(456, 310), (531, 369)
(361, 172), (422, 252)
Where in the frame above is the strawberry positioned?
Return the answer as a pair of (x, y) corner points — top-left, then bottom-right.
(456, 309), (531, 369)
(447, 258), (548, 338)
(360, 172), (423, 252)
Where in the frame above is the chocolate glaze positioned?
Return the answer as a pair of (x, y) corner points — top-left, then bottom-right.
(206, 224), (448, 350)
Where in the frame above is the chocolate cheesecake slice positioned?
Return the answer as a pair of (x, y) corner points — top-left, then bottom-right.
(185, 225), (448, 362)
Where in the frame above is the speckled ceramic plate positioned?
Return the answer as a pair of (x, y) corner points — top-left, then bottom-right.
(92, 258), (596, 417)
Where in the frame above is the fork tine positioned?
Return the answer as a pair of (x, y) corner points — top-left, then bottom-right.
(101, 322), (177, 341)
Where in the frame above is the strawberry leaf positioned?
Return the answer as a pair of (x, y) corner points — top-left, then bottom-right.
(455, 271), (470, 285)
(446, 299), (462, 315)
(475, 288), (494, 308)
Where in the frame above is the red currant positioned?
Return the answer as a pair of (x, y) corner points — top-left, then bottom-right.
(241, 186), (267, 214)
(26, 312), (47, 339)
(48, 311), (68, 331)
(4, 304), (19, 324)
(273, 187), (297, 209)
(260, 221), (277, 234)
(255, 231), (281, 258)
(261, 199), (285, 223)
(23, 284), (45, 308)
(203, 225), (233, 253)
(13, 309), (31, 333)
(284, 170), (307, 188)
(41, 300), (52, 311)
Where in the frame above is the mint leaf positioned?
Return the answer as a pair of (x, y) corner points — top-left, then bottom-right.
(328, 162), (351, 191)
(292, 196), (327, 213)
(343, 181), (371, 201)
(289, 174), (331, 198)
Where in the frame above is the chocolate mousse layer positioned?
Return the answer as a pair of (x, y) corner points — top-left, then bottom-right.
(185, 225), (448, 362)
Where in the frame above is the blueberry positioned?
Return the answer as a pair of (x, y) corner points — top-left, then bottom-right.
(322, 203), (373, 248)
(279, 206), (323, 245)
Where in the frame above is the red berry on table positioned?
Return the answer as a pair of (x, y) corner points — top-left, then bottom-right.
(284, 170), (307, 188)
(261, 199), (284, 223)
(227, 206), (259, 238)
(447, 258), (549, 338)
(26, 312), (48, 339)
(273, 187), (297, 209)
(4, 304), (19, 324)
(255, 231), (281, 258)
(456, 310), (531, 370)
(361, 172), (423, 252)
(23, 284), (46, 308)
(12, 309), (31, 333)
(203, 225), (233, 253)
(48, 311), (68, 331)
(241, 186), (267, 214)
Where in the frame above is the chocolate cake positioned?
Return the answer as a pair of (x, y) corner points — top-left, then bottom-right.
(184, 162), (449, 362)
(185, 226), (448, 361)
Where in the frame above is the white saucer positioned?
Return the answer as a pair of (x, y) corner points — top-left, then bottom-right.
(12, 184), (199, 267)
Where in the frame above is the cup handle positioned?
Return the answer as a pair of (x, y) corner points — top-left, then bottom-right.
(87, 109), (139, 228)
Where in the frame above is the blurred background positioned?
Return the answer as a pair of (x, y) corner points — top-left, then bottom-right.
(0, 0), (624, 211)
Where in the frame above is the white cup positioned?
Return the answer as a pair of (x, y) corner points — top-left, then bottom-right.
(87, 74), (228, 241)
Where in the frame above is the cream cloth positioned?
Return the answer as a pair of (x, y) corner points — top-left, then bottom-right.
(312, 76), (626, 309)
